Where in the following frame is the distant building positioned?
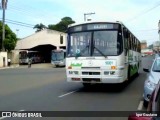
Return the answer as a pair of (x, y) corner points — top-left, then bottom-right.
(153, 41), (160, 51)
(141, 40), (147, 49)
(158, 20), (160, 41)
(14, 29), (67, 63)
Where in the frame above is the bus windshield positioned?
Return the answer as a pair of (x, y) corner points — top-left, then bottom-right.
(52, 51), (64, 61)
(67, 30), (122, 57)
(19, 51), (28, 59)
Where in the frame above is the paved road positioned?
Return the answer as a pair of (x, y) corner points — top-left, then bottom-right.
(0, 56), (154, 120)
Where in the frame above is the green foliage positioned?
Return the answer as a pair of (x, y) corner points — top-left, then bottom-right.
(48, 17), (75, 32)
(0, 21), (17, 52)
(33, 23), (47, 32)
(3, 38), (16, 52)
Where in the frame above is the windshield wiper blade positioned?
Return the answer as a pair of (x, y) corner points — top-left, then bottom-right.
(75, 45), (89, 59)
(94, 46), (107, 58)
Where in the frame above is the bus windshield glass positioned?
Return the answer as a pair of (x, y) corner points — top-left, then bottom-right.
(67, 30), (121, 57)
(52, 51), (64, 61)
(19, 51), (28, 59)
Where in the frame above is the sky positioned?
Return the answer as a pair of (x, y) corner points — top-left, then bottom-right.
(0, 0), (160, 45)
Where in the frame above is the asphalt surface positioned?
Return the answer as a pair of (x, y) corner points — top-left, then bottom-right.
(0, 56), (155, 120)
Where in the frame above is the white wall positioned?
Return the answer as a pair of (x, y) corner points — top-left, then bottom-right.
(11, 50), (19, 64)
(0, 52), (8, 67)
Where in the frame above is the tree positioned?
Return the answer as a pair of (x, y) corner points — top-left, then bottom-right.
(48, 17), (75, 32)
(0, 21), (17, 52)
(33, 23), (47, 32)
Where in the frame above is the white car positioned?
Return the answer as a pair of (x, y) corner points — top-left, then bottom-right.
(141, 53), (146, 57)
(143, 57), (160, 107)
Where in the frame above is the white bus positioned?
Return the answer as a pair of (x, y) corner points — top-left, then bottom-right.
(51, 49), (66, 67)
(66, 21), (141, 87)
(19, 50), (43, 64)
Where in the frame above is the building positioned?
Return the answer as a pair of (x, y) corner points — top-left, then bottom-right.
(141, 40), (147, 50)
(15, 29), (67, 63)
(0, 52), (7, 67)
(158, 20), (160, 41)
(153, 41), (160, 52)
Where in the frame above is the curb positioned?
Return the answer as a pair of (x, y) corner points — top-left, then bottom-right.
(0, 65), (19, 70)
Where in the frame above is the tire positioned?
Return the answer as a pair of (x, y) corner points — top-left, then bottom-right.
(83, 83), (91, 88)
(136, 63), (140, 76)
(127, 65), (130, 81)
(143, 99), (148, 108)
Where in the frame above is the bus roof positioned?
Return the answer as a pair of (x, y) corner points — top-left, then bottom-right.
(68, 21), (140, 43)
(68, 21), (123, 27)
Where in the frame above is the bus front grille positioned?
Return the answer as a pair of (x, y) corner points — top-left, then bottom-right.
(82, 72), (100, 75)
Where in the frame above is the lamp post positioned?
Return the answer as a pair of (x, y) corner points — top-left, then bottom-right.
(84, 12), (95, 21)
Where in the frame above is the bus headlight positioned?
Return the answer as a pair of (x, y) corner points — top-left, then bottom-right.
(69, 71), (79, 75)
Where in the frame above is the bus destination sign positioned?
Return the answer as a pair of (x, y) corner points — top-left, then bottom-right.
(87, 24), (114, 30)
(69, 23), (119, 32)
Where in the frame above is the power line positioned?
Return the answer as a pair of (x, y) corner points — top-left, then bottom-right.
(0, 18), (34, 28)
(5, 21), (34, 28)
(126, 2), (160, 23)
(133, 29), (158, 31)
(8, 4), (61, 23)
(5, 19), (35, 26)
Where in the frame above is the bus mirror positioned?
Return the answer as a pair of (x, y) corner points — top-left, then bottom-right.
(60, 35), (63, 44)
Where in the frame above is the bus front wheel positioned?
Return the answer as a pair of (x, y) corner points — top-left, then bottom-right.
(127, 65), (130, 81)
(83, 83), (91, 88)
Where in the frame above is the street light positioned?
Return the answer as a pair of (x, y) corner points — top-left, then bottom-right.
(84, 12), (95, 21)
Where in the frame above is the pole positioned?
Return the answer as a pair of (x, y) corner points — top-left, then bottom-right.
(2, 2), (5, 51)
(84, 12), (95, 21)
(1, 0), (7, 51)
(84, 13), (86, 21)
(1, 0), (8, 51)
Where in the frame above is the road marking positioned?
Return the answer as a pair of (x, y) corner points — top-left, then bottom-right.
(58, 90), (77, 98)
(0, 110), (25, 120)
(137, 100), (143, 110)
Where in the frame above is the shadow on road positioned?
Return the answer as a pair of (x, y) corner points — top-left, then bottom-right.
(76, 74), (140, 93)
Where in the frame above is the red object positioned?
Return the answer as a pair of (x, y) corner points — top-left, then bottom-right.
(128, 113), (152, 120)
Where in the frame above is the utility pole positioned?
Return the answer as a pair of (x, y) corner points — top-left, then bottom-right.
(84, 12), (95, 21)
(1, 0), (7, 51)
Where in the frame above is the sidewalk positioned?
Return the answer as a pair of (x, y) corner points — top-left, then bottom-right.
(0, 64), (19, 70)
(0, 63), (56, 69)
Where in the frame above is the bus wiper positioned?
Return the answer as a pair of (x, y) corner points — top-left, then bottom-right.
(94, 46), (107, 58)
(75, 45), (89, 59)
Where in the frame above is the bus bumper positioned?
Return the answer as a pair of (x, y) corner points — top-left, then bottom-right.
(66, 76), (125, 84)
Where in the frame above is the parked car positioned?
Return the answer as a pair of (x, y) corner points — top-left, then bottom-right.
(143, 57), (160, 107)
(141, 53), (147, 57)
(128, 79), (160, 120)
